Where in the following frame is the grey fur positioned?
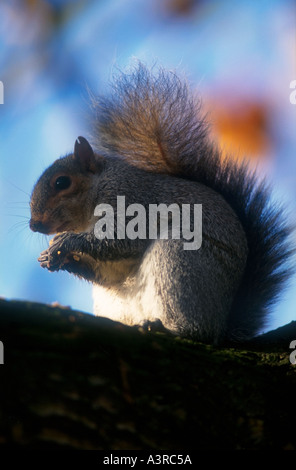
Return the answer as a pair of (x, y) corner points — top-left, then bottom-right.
(90, 64), (294, 341)
(30, 64), (294, 343)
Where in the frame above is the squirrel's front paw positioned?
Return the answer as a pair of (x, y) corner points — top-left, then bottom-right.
(38, 247), (66, 272)
(38, 232), (74, 271)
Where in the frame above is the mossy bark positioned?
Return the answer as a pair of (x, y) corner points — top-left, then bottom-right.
(0, 298), (295, 450)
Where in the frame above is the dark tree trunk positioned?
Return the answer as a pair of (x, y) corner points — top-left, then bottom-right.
(0, 298), (296, 450)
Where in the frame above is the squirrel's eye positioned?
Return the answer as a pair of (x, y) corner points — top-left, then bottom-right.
(54, 176), (72, 190)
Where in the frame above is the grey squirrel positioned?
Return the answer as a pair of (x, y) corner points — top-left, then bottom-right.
(29, 64), (293, 343)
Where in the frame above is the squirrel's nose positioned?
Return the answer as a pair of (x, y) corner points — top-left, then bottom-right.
(29, 218), (47, 233)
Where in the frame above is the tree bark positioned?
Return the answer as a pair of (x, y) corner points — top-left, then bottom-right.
(0, 298), (295, 450)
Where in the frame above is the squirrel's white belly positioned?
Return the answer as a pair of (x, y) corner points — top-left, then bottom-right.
(92, 281), (163, 326)
(92, 253), (165, 327)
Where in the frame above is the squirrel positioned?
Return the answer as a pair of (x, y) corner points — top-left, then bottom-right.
(29, 64), (293, 344)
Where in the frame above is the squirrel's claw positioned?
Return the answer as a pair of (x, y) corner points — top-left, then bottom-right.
(38, 234), (81, 273)
(38, 251), (50, 269)
(38, 245), (64, 272)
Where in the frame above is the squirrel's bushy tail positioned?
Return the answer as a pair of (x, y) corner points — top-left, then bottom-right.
(91, 63), (294, 340)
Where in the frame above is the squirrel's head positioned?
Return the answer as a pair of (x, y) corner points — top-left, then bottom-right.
(29, 137), (103, 235)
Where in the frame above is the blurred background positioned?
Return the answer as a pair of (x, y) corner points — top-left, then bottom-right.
(0, 0), (295, 333)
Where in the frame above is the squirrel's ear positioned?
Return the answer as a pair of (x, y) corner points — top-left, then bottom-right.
(74, 136), (96, 173)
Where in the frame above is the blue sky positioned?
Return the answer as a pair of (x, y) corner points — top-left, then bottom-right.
(0, 0), (295, 333)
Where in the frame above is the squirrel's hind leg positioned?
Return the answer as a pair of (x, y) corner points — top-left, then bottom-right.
(140, 239), (239, 343)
